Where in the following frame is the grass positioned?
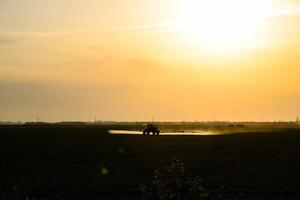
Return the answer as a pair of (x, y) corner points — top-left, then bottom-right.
(0, 125), (300, 199)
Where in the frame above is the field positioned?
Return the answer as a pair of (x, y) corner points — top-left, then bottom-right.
(1, 124), (300, 199)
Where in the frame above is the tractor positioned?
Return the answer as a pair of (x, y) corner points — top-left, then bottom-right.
(143, 124), (160, 135)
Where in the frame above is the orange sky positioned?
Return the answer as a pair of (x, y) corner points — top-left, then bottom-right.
(0, 0), (300, 122)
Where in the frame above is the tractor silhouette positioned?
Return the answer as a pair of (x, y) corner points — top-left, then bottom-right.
(143, 124), (160, 135)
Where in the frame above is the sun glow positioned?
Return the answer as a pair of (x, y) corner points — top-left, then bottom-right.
(175, 0), (274, 51)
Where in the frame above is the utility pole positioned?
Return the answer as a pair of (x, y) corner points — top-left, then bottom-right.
(297, 116), (299, 128)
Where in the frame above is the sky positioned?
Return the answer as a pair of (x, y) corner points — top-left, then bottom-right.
(0, 0), (300, 122)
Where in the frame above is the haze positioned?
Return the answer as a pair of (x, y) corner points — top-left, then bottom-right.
(1, 0), (300, 122)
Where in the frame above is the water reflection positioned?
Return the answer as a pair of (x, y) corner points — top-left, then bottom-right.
(109, 130), (222, 136)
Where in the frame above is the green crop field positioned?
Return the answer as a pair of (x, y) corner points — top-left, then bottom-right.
(1, 125), (300, 199)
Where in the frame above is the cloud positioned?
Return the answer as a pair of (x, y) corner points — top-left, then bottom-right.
(268, 2), (300, 18)
(0, 21), (176, 40)
(0, 34), (24, 45)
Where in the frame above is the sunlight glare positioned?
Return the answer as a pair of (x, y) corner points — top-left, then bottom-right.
(175, 0), (274, 51)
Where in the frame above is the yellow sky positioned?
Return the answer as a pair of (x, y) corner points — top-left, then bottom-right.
(0, 0), (300, 122)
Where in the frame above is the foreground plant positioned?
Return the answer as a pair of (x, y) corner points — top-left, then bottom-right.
(140, 160), (243, 200)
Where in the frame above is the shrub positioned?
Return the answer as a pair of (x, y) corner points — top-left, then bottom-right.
(140, 160), (243, 200)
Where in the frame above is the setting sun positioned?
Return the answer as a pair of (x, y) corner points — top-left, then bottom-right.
(175, 0), (273, 50)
